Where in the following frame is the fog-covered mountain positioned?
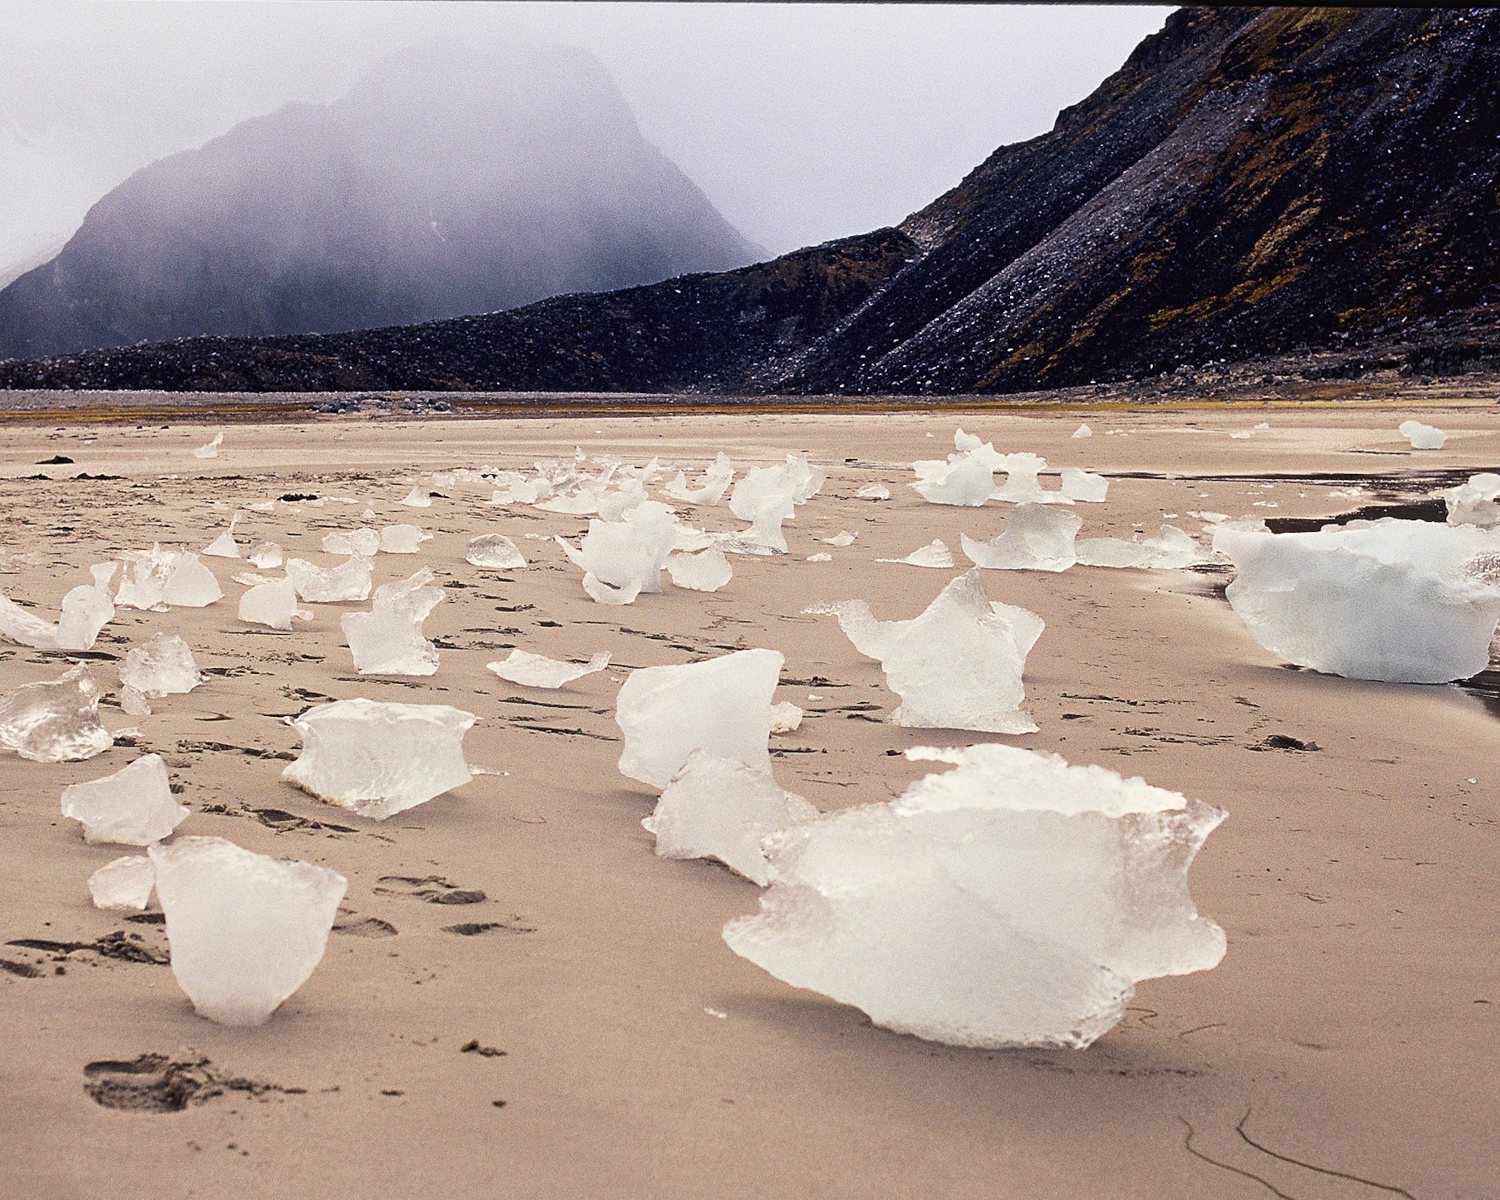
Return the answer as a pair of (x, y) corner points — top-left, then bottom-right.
(0, 40), (760, 360)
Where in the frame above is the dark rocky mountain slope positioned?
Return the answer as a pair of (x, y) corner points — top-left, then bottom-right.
(0, 40), (760, 361)
(3, 7), (1496, 394)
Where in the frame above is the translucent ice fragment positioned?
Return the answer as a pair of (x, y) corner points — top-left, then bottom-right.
(993, 453), (1065, 505)
(1072, 423), (1093, 438)
(192, 430), (224, 459)
(806, 552), (833, 563)
(643, 751), (818, 885)
(728, 456), (825, 520)
(60, 753), (187, 845)
(465, 534), (526, 569)
(1076, 525), (1205, 569)
(962, 504), (1082, 572)
(239, 577), (307, 630)
(0, 563), (114, 650)
(247, 541), (283, 569)
(322, 528), (380, 557)
(1214, 518), (1500, 682)
(910, 453), (993, 506)
(855, 483), (892, 500)
(202, 515), (241, 558)
(616, 648), (782, 788)
(723, 744), (1226, 1049)
(1059, 468), (1108, 503)
(0, 664), (113, 762)
(341, 568), (443, 676)
(401, 486), (432, 507)
(557, 500), (678, 604)
(1445, 473), (1500, 528)
(877, 539), (953, 568)
(1229, 422), (1271, 439)
(1398, 419), (1447, 450)
(821, 531), (857, 547)
(807, 568), (1041, 734)
(149, 836), (346, 1025)
(664, 453), (735, 505)
(121, 632), (204, 699)
(116, 546), (223, 610)
(89, 855), (155, 911)
(380, 524), (431, 554)
(287, 555), (373, 602)
(667, 548), (733, 592)
(770, 701), (803, 733)
(487, 649), (610, 689)
(282, 699), (476, 819)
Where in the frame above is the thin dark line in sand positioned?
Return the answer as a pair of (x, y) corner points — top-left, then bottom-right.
(1235, 1110), (1417, 1200)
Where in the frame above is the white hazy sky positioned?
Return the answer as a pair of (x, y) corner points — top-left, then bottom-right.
(0, 2), (1172, 268)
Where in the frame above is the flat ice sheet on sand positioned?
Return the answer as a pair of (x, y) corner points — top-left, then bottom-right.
(149, 836), (346, 1025)
(1215, 518), (1500, 682)
(61, 753), (188, 845)
(807, 568), (1042, 734)
(488, 650), (610, 689)
(724, 744), (1226, 1049)
(283, 699), (476, 819)
(0, 664), (113, 762)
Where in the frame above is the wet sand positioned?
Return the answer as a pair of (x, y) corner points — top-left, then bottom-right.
(1, 399), (1497, 1199)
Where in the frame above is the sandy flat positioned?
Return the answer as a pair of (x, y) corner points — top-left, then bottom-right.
(1, 400), (1497, 1199)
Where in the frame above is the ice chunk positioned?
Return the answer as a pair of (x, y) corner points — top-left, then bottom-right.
(0, 664), (113, 762)
(1398, 419), (1447, 450)
(729, 456), (825, 520)
(89, 855), (155, 911)
(993, 453), (1065, 505)
(1076, 525), (1206, 569)
(667, 548), (733, 592)
(149, 836), (346, 1025)
(282, 699), (476, 819)
(807, 569), (1041, 734)
(1229, 421), (1271, 439)
(821, 531), (857, 547)
(192, 430), (224, 459)
(911, 453), (994, 506)
(487, 649), (610, 689)
(1059, 468), (1109, 503)
(724, 743), (1226, 1049)
(246, 541), (283, 569)
(465, 534), (526, 569)
(401, 486), (432, 507)
(323, 528), (380, 557)
(116, 546), (223, 610)
(1214, 518), (1500, 682)
(616, 648), (782, 788)
(488, 473), (552, 506)
(380, 524), (431, 554)
(806, 552), (833, 563)
(60, 754), (187, 845)
(770, 701), (803, 733)
(239, 577), (307, 630)
(1445, 473), (1500, 528)
(664, 453), (735, 505)
(962, 504), (1082, 572)
(740, 492), (795, 553)
(557, 500), (678, 604)
(856, 482), (892, 500)
(341, 568), (443, 676)
(876, 539), (954, 568)
(202, 515), (241, 558)
(121, 632), (204, 700)
(287, 555), (373, 602)
(0, 563), (114, 651)
(1071, 423), (1093, 438)
(643, 750), (818, 885)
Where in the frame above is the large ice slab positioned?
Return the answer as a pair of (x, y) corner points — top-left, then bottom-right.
(0, 664), (113, 762)
(149, 836), (347, 1025)
(962, 504), (1082, 572)
(557, 500), (678, 604)
(287, 555), (374, 602)
(89, 855), (155, 911)
(616, 648), (782, 788)
(1214, 518), (1500, 682)
(0, 563), (115, 651)
(465, 534), (527, 569)
(61, 754), (188, 845)
(807, 568), (1041, 734)
(723, 743), (1226, 1049)
(1445, 473), (1500, 528)
(487, 649), (610, 689)
(282, 699), (476, 819)
(116, 546), (223, 611)
(643, 750), (818, 885)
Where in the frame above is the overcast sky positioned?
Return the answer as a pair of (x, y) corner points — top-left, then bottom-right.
(0, 2), (1171, 270)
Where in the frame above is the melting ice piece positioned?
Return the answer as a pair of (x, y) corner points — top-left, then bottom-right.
(149, 836), (347, 1025)
(0, 664), (113, 762)
(121, 632), (204, 700)
(1076, 525), (1205, 569)
(728, 456), (825, 520)
(1213, 518), (1500, 682)
(380, 524), (431, 554)
(741, 493), (795, 554)
(323, 528), (380, 557)
(246, 541), (283, 570)
(664, 453), (735, 505)
(856, 482), (892, 500)
(341, 568), (443, 676)
(667, 547), (733, 592)
(962, 504), (1082, 572)
(993, 452), (1066, 504)
(723, 743), (1226, 1049)
(60, 754), (188, 845)
(807, 568), (1041, 734)
(287, 555), (373, 602)
(1072, 423), (1093, 438)
(487, 649), (610, 689)
(202, 515), (242, 559)
(770, 701), (803, 733)
(488, 472), (552, 506)
(643, 751), (818, 885)
(1445, 473), (1500, 528)
(806, 552), (833, 563)
(239, 577), (307, 630)
(910, 453), (994, 506)
(400, 486), (432, 507)
(282, 699), (476, 819)
(465, 534), (527, 569)
(556, 501), (678, 604)
(0, 563), (115, 651)
(1059, 468), (1108, 503)
(1229, 422), (1271, 440)
(1398, 419), (1447, 450)
(89, 855), (155, 911)
(821, 531), (857, 547)
(192, 430), (224, 459)
(876, 539), (954, 568)
(616, 648), (782, 788)
(116, 546), (223, 610)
